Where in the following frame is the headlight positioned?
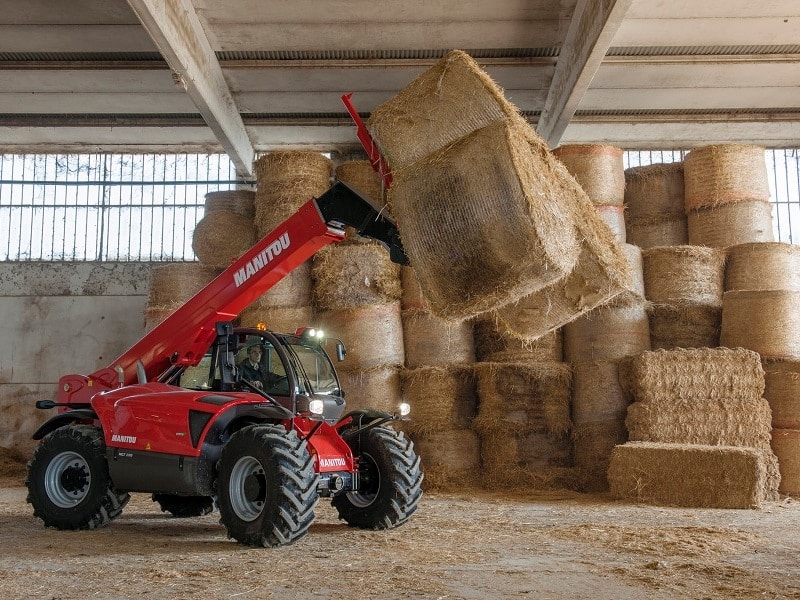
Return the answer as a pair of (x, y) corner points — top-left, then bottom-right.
(398, 402), (411, 417)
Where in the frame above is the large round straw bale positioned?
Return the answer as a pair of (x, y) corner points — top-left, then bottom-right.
(684, 144), (770, 210)
(473, 316), (563, 363)
(334, 160), (383, 203)
(553, 144), (625, 205)
(337, 366), (402, 413)
(725, 242), (800, 292)
(572, 420), (627, 472)
(237, 305), (313, 334)
(624, 162), (685, 219)
(626, 213), (688, 249)
(647, 302), (721, 350)
(721, 290), (800, 359)
(687, 200), (774, 248)
(595, 204), (626, 243)
(564, 301), (651, 363)
(250, 261), (312, 308)
(204, 190), (255, 218)
(400, 266), (429, 311)
(772, 428), (800, 496)
(147, 263), (221, 307)
(642, 245), (725, 305)
(192, 211), (256, 268)
(400, 366), (476, 433)
(402, 309), (475, 368)
(572, 361), (631, 425)
(763, 359), (800, 429)
(315, 302), (404, 371)
(473, 362), (572, 437)
(413, 429), (481, 491)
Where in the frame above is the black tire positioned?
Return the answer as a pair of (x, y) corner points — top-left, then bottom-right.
(216, 424), (318, 547)
(25, 424), (130, 530)
(152, 494), (215, 518)
(332, 426), (423, 530)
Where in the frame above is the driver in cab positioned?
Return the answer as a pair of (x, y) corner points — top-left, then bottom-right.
(239, 343), (278, 391)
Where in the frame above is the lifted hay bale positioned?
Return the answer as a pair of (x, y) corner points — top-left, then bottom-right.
(725, 242), (800, 292)
(401, 309), (475, 368)
(647, 302), (721, 350)
(626, 213), (688, 249)
(412, 429), (481, 491)
(572, 361), (632, 425)
(687, 200), (774, 248)
(642, 245), (725, 306)
(763, 359), (800, 429)
(191, 211), (256, 268)
(684, 144), (770, 211)
(337, 365), (402, 414)
(237, 305), (313, 334)
(608, 442), (774, 509)
(563, 300), (651, 363)
(400, 366), (477, 434)
(721, 290), (800, 359)
(771, 428), (800, 496)
(624, 162), (685, 220)
(553, 144), (625, 206)
(204, 190), (255, 218)
(473, 316), (563, 363)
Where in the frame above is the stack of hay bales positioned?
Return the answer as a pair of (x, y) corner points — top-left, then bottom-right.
(624, 163), (688, 248)
(191, 190), (257, 268)
(367, 50), (630, 338)
(642, 245), (725, 349)
(144, 263), (221, 331)
(609, 347), (780, 508)
(723, 242), (800, 497)
(684, 144), (774, 248)
(241, 152), (332, 332)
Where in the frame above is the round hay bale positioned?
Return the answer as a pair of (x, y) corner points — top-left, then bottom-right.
(642, 245), (725, 305)
(553, 144), (625, 205)
(684, 144), (770, 210)
(624, 162), (685, 220)
(564, 301), (651, 363)
(250, 261), (312, 308)
(402, 309), (475, 368)
(725, 242), (800, 292)
(412, 429), (481, 491)
(572, 420), (627, 470)
(254, 151), (332, 237)
(191, 211), (256, 268)
(771, 428), (800, 496)
(647, 302), (721, 350)
(400, 266), (429, 310)
(572, 361), (631, 425)
(337, 366), (402, 414)
(626, 213), (688, 249)
(621, 243), (645, 298)
(400, 366), (477, 433)
(204, 190), (255, 218)
(473, 316), (563, 363)
(315, 302), (404, 371)
(687, 200), (774, 248)
(763, 359), (800, 429)
(473, 362), (572, 438)
(721, 290), (800, 359)
(237, 305), (313, 334)
(595, 204), (626, 243)
(311, 243), (401, 310)
(147, 263), (221, 307)
(334, 160), (383, 203)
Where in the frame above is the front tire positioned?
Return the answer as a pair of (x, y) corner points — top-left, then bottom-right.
(26, 425), (130, 530)
(217, 424), (318, 547)
(332, 426), (423, 529)
(152, 494), (215, 518)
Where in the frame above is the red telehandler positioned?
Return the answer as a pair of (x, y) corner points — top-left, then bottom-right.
(25, 145), (423, 546)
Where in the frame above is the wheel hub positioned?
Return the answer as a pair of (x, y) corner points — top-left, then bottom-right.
(45, 451), (92, 508)
(229, 456), (267, 522)
(243, 472), (266, 503)
(60, 465), (89, 493)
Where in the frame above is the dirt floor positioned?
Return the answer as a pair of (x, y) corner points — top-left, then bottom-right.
(2, 455), (800, 600)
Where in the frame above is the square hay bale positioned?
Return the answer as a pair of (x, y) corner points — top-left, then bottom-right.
(620, 347), (764, 403)
(608, 442), (771, 508)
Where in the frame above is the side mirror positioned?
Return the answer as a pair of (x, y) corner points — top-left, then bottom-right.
(336, 341), (346, 362)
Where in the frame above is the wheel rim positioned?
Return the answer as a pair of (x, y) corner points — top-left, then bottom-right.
(347, 452), (380, 508)
(229, 456), (267, 521)
(44, 451), (91, 508)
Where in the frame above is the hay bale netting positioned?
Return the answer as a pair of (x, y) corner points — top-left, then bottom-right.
(412, 429), (481, 491)
(253, 261), (313, 308)
(595, 204), (626, 243)
(472, 362), (572, 438)
(687, 200), (774, 248)
(337, 366), (402, 414)
(642, 245), (725, 305)
(402, 309), (475, 368)
(626, 213), (689, 249)
(624, 162), (685, 220)
(237, 305), (313, 334)
(771, 428), (800, 496)
(721, 290), (800, 359)
(367, 50), (524, 171)
(763, 359), (800, 429)
(315, 302), (404, 371)
(312, 242), (401, 310)
(647, 302), (722, 350)
(473, 316), (563, 363)
(725, 242), (800, 292)
(192, 211), (256, 268)
(683, 144), (770, 211)
(563, 300), (651, 363)
(572, 361), (632, 425)
(553, 144), (625, 206)
(400, 366), (477, 434)
(621, 347), (764, 403)
(400, 266), (428, 311)
(608, 442), (774, 509)
(203, 190), (255, 218)
(253, 151), (332, 237)
(389, 118), (584, 321)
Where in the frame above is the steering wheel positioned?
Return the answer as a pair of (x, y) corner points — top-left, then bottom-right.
(266, 375), (290, 395)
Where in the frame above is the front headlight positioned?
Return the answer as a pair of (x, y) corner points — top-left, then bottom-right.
(398, 402), (411, 417)
(309, 399), (325, 415)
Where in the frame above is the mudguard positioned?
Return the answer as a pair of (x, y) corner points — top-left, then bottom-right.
(31, 409), (98, 440)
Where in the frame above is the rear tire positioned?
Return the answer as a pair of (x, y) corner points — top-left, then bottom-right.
(26, 425), (130, 530)
(152, 494), (215, 518)
(332, 426), (423, 529)
(217, 424), (318, 547)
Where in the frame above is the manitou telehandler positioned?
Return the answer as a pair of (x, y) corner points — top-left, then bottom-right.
(25, 98), (423, 547)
